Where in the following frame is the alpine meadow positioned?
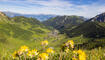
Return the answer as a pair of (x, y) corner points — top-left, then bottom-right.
(0, 0), (105, 60)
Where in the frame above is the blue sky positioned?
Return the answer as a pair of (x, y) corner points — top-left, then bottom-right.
(0, 0), (105, 18)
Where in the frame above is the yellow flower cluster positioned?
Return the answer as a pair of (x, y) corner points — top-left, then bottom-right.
(62, 40), (74, 53)
(77, 50), (86, 60)
(37, 48), (55, 60)
(41, 40), (48, 46)
(63, 40), (86, 60)
(12, 45), (29, 59)
(27, 49), (39, 58)
(64, 48), (69, 53)
(65, 40), (74, 48)
(12, 40), (87, 60)
(72, 57), (77, 60)
(12, 40), (55, 60)
(46, 48), (55, 54)
(72, 50), (86, 60)
(38, 53), (49, 60)
(19, 45), (29, 52)
(12, 51), (18, 59)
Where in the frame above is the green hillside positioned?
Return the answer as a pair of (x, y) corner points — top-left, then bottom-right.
(65, 22), (105, 38)
(43, 13), (105, 50)
(60, 13), (105, 50)
(0, 12), (51, 53)
(43, 16), (84, 33)
(0, 12), (105, 60)
(0, 14), (50, 39)
(0, 12), (10, 22)
(0, 12), (56, 59)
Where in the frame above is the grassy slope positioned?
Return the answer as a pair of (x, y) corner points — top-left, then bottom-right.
(0, 35), (105, 60)
(65, 22), (105, 38)
(0, 13), (105, 60)
(0, 15), (52, 59)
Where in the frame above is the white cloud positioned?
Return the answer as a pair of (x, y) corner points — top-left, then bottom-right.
(0, 0), (105, 18)
(32, 0), (72, 7)
(73, 3), (105, 17)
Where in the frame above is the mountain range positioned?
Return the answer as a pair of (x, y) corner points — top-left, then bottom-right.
(89, 12), (105, 22)
(43, 15), (86, 33)
(1, 11), (105, 39)
(43, 12), (105, 38)
(0, 11), (105, 50)
(3, 11), (56, 21)
(0, 11), (50, 41)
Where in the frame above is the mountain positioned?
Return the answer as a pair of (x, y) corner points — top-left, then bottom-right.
(89, 12), (105, 22)
(42, 14), (105, 49)
(0, 12), (50, 41)
(66, 22), (105, 38)
(43, 15), (85, 33)
(3, 11), (56, 21)
(0, 12), (10, 22)
(65, 12), (105, 38)
(42, 12), (105, 38)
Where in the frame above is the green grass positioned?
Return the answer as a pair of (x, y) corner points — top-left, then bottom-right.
(0, 14), (105, 60)
(0, 23), (105, 60)
(0, 36), (105, 60)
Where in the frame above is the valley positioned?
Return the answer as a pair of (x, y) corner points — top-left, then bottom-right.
(0, 11), (105, 60)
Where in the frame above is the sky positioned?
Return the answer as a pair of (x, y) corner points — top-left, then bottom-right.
(0, 0), (105, 18)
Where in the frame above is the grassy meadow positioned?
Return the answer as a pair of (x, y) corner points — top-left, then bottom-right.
(0, 33), (105, 60)
(0, 12), (105, 60)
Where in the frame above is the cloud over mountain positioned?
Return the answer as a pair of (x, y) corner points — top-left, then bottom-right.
(0, 0), (105, 18)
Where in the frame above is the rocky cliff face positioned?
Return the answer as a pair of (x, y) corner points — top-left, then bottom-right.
(0, 12), (6, 16)
(90, 12), (105, 22)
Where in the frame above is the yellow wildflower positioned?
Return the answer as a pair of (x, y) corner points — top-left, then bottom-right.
(39, 53), (49, 60)
(46, 48), (54, 54)
(12, 51), (18, 59)
(77, 50), (86, 60)
(64, 48), (69, 53)
(72, 57), (77, 60)
(66, 40), (74, 48)
(17, 49), (23, 55)
(31, 49), (39, 56)
(27, 51), (33, 58)
(73, 51), (78, 54)
(20, 45), (29, 52)
(27, 49), (39, 58)
(41, 40), (48, 46)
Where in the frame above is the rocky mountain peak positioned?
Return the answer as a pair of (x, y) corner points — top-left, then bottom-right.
(0, 12), (6, 16)
(90, 12), (105, 22)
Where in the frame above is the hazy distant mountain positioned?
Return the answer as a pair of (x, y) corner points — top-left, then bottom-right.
(3, 11), (56, 21)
